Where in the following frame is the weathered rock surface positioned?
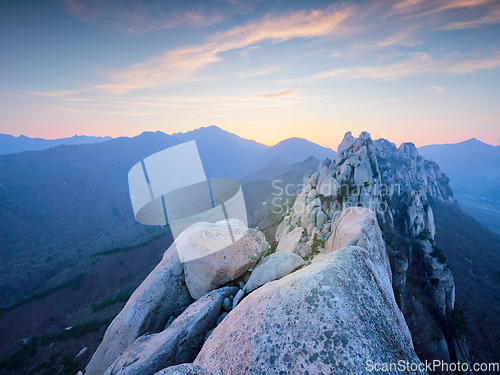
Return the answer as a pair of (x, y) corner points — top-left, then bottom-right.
(86, 244), (194, 375)
(153, 364), (213, 375)
(276, 227), (303, 253)
(317, 172), (339, 197)
(104, 287), (238, 375)
(182, 220), (268, 299)
(244, 251), (305, 293)
(325, 207), (388, 270)
(195, 245), (424, 374)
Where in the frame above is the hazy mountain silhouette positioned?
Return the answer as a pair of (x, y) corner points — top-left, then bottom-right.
(0, 127), (336, 307)
(1, 129), (500, 373)
(172, 125), (268, 179)
(172, 126), (336, 178)
(255, 137), (336, 169)
(0, 134), (112, 155)
(419, 138), (500, 233)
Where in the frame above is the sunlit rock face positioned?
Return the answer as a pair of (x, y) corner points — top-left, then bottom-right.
(181, 219), (268, 300)
(195, 243), (424, 375)
(86, 130), (466, 375)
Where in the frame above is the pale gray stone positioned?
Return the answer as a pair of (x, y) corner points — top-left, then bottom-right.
(182, 220), (268, 300)
(195, 245), (424, 375)
(153, 364), (212, 375)
(86, 244), (194, 375)
(244, 252), (305, 293)
(104, 287), (238, 375)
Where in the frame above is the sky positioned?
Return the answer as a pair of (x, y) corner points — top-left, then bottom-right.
(1, 0), (500, 149)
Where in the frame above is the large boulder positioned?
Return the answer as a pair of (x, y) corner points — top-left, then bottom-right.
(195, 245), (424, 374)
(105, 287), (238, 375)
(325, 207), (387, 267)
(86, 244), (194, 375)
(244, 252), (305, 293)
(154, 364), (212, 375)
(182, 220), (268, 300)
(317, 173), (339, 197)
(290, 193), (306, 225)
(276, 227), (303, 253)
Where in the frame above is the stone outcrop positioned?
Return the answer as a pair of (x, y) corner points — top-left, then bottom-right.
(195, 244), (424, 374)
(275, 227), (303, 253)
(182, 220), (268, 299)
(104, 287), (238, 375)
(153, 364), (212, 375)
(85, 244), (194, 375)
(267, 131), (465, 372)
(86, 130), (468, 375)
(244, 251), (304, 293)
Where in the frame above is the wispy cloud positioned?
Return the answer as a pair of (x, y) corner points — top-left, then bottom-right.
(295, 53), (500, 83)
(93, 4), (353, 93)
(442, 7), (500, 29)
(23, 89), (91, 97)
(301, 53), (435, 82)
(260, 89), (299, 99)
(238, 66), (280, 77)
(390, 0), (496, 16)
(62, 0), (223, 35)
(428, 86), (446, 93)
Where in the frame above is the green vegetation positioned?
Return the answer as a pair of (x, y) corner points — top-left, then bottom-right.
(417, 229), (433, 243)
(0, 273), (85, 314)
(430, 245), (447, 264)
(393, 286), (402, 309)
(0, 318), (112, 370)
(264, 240), (278, 258)
(452, 307), (468, 335)
(337, 179), (351, 204)
(304, 234), (323, 261)
(92, 289), (132, 313)
(91, 231), (167, 257)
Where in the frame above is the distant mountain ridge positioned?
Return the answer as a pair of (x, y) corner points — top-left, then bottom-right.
(0, 133), (113, 155)
(419, 138), (500, 233)
(0, 126), (336, 308)
(172, 125), (336, 178)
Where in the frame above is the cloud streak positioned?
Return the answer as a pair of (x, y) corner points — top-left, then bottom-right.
(94, 4), (353, 93)
(62, 0), (223, 35)
(295, 53), (500, 83)
(261, 89), (299, 99)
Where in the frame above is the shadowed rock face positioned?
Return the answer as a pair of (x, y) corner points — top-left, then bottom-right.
(195, 245), (425, 375)
(86, 244), (194, 375)
(104, 287), (238, 375)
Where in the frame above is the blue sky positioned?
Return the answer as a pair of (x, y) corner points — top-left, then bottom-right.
(1, 0), (499, 148)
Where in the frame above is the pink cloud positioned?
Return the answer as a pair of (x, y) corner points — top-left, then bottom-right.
(442, 6), (500, 29)
(95, 4), (353, 93)
(261, 89), (299, 99)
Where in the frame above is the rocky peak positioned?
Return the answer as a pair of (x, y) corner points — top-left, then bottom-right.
(272, 131), (469, 372)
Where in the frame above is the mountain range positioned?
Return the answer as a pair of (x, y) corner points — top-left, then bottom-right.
(0, 127), (499, 374)
(0, 126), (336, 309)
(419, 138), (500, 233)
(0, 134), (112, 156)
